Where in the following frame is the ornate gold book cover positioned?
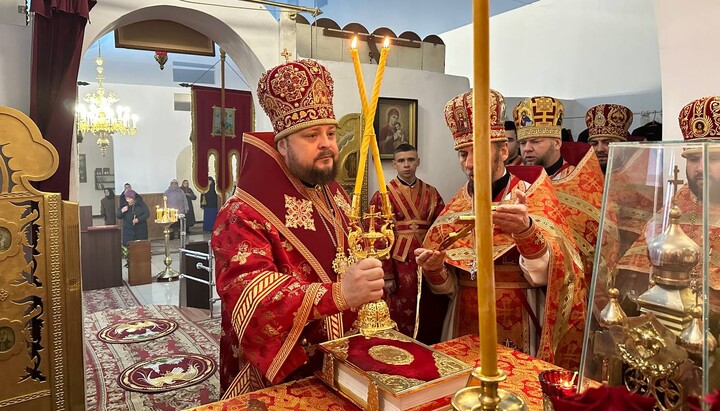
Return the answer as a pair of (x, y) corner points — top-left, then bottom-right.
(318, 329), (471, 410)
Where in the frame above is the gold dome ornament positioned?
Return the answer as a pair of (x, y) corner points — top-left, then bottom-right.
(679, 305), (717, 356)
(646, 206), (700, 285)
(637, 204), (701, 334)
(599, 287), (627, 327)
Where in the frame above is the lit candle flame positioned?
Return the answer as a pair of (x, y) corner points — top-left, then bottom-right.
(383, 37), (390, 48)
(351, 36), (358, 50)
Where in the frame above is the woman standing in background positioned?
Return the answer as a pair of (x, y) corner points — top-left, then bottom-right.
(117, 190), (149, 246)
(99, 188), (116, 225)
(181, 179), (197, 229)
(200, 176), (218, 232)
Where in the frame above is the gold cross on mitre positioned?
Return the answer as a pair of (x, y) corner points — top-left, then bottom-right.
(280, 48), (292, 62)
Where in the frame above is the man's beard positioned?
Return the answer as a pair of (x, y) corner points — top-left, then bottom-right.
(287, 147), (338, 186)
(687, 174), (720, 203)
(527, 146), (556, 167)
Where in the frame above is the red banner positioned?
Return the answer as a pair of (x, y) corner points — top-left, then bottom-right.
(191, 85), (253, 194)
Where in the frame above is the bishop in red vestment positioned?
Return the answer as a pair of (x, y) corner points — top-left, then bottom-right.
(212, 59), (385, 397)
(415, 90), (587, 370)
(369, 144), (446, 343)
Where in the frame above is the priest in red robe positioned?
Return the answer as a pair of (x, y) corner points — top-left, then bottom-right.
(211, 59), (385, 397)
(415, 90), (587, 370)
(369, 143), (446, 343)
(619, 95), (720, 316)
(514, 96), (607, 285)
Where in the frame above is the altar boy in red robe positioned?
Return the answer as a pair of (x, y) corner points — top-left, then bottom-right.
(369, 144), (446, 343)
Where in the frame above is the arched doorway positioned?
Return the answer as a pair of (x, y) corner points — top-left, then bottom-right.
(75, 4), (279, 409)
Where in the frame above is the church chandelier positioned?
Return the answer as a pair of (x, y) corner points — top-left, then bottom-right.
(75, 47), (138, 157)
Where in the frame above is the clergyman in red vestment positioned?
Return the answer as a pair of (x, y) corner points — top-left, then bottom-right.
(619, 95), (720, 321)
(514, 96), (607, 285)
(414, 90), (587, 370)
(369, 143), (446, 344)
(211, 59), (385, 397)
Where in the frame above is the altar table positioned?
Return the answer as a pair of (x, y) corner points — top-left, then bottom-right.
(187, 335), (558, 411)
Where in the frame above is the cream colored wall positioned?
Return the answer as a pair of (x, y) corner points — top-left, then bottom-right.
(654, 0), (720, 141)
(0, 23), (31, 114)
(442, 0), (660, 100)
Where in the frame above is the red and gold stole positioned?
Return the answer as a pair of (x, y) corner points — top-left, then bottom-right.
(553, 142), (616, 284)
(386, 178), (441, 262)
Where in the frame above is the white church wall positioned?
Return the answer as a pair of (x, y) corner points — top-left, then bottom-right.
(441, 0), (660, 103)
(0, 23), (32, 113)
(654, 0), (720, 141)
(323, 61), (471, 202)
(77, 131), (116, 216)
(94, 83), (193, 198)
(78, 63), (470, 210)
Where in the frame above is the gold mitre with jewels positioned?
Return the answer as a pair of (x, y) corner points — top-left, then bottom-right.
(256, 58), (338, 142)
(513, 96), (564, 140)
(679, 95), (720, 157)
(443, 89), (507, 150)
(585, 103), (633, 142)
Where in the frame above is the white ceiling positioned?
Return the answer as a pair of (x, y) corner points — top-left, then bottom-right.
(78, 0), (538, 89)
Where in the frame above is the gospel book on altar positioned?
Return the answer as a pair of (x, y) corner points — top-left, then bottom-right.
(317, 329), (472, 411)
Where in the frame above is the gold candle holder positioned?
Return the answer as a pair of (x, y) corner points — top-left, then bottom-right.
(154, 195), (179, 282)
(452, 369), (527, 411)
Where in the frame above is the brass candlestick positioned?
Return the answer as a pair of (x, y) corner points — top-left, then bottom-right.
(452, 369), (527, 411)
(155, 196), (179, 282)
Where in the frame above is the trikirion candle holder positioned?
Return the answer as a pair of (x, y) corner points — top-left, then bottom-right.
(154, 195), (179, 282)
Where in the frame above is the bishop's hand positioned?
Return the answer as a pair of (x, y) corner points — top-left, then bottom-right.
(492, 189), (531, 234)
(341, 257), (385, 308)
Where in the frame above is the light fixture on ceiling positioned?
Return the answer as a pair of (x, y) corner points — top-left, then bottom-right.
(76, 46), (138, 157)
(155, 50), (168, 70)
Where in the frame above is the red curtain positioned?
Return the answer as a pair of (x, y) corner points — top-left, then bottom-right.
(30, 0), (96, 199)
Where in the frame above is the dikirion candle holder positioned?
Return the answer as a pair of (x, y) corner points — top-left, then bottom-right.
(155, 195), (179, 282)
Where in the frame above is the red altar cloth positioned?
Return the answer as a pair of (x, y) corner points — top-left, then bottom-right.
(186, 335), (558, 411)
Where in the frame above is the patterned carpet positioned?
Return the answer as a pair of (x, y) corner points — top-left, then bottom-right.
(83, 283), (141, 314)
(84, 302), (221, 410)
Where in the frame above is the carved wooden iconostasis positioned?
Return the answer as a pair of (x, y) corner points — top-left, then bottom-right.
(335, 113), (369, 211)
(0, 106), (85, 410)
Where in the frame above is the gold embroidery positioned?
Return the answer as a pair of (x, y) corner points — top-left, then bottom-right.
(284, 194), (316, 231)
(333, 191), (352, 216)
(247, 220), (265, 230)
(315, 286), (327, 305)
(232, 243), (252, 265)
(368, 345), (414, 365)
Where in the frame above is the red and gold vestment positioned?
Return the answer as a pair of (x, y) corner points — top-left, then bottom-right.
(422, 167), (587, 370)
(553, 143), (611, 284)
(369, 178), (445, 342)
(212, 134), (357, 396)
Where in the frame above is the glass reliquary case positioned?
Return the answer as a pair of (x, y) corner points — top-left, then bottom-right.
(579, 141), (720, 410)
